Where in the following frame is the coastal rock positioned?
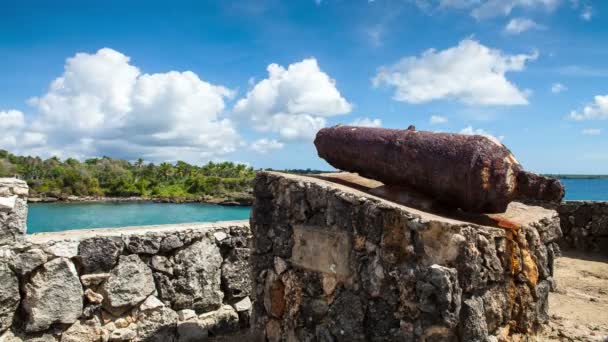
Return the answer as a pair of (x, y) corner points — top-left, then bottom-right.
(198, 305), (240, 336)
(78, 237), (124, 273)
(60, 318), (102, 342)
(220, 248), (252, 299)
(0, 197), (27, 246)
(42, 240), (79, 258)
(150, 256), (173, 275)
(100, 255), (155, 316)
(125, 234), (162, 254)
(0, 261), (19, 333)
(22, 258), (84, 332)
(13, 248), (47, 276)
(171, 239), (223, 312)
(109, 328), (137, 341)
(80, 273), (111, 287)
(159, 235), (183, 253)
(138, 296), (165, 312)
(135, 306), (178, 342)
(85, 289), (104, 304)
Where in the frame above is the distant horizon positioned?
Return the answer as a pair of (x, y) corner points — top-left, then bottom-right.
(1, 1), (607, 173)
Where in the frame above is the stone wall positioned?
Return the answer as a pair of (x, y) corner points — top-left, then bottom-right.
(250, 171), (562, 341)
(0, 178), (29, 246)
(0, 178), (257, 342)
(558, 201), (608, 254)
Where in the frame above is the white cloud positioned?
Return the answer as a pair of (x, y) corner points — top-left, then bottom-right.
(0, 110), (25, 130)
(234, 58), (352, 141)
(460, 125), (504, 144)
(569, 95), (608, 121)
(373, 39), (537, 106)
(250, 138), (284, 154)
(582, 128), (601, 135)
(1, 48), (240, 163)
(504, 18), (544, 34)
(349, 117), (382, 127)
(580, 4), (593, 20)
(551, 83), (567, 93)
(471, 0), (559, 19)
(434, 0), (560, 19)
(430, 115), (448, 124)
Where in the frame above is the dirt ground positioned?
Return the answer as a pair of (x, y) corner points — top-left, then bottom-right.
(540, 250), (608, 341)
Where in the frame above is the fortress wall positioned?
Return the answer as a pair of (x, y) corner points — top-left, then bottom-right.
(0, 178), (256, 341)
(558, 201), (608, 255)
(250, 171), (562, 341)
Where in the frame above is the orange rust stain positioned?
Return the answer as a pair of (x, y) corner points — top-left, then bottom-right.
(494, 217), (520, 230)
(521, 249), (539, 286)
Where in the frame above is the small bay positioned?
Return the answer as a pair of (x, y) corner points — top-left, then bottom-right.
(27, 202), (251, 233)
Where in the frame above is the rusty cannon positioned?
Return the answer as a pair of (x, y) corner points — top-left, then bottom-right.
(314, 125), (564, 213)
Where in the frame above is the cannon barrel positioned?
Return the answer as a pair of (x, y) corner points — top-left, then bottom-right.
(314, 125), (564, 213)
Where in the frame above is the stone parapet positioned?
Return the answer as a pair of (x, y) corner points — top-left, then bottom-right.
(0, 178), (29, 246)
(250, 171), (561, 341)
(0, 221), (259, 341)
(558, 201), (608, 255)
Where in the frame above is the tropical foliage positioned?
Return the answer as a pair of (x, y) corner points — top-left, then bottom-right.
(0, 150), (255, 199)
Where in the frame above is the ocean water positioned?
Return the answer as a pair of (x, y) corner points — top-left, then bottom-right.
(25, 179), (608, 233)
(561, 178), (608, 201)
(27, 202), (251, 233)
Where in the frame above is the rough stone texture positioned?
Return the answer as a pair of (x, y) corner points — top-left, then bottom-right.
(170, 238), (224, 312)
(221, 247), (252, 299)
(558, 201), (608, 255)
(100, 254), (156, 315)
(22, 257), (84, 332)
(13, 248), (47, 276)
(251, 171), (561, 341)
(0, 260), (19, 333)
(1, 183), (252, 342)
(78, 236), (124, 273)
(0, 178), (28, 246)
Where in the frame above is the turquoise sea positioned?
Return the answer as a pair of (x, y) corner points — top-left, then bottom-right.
(27, 202), (251, 233)
(25, 178), (608, 233)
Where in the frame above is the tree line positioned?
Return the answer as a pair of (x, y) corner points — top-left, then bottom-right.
(0, 150), (255, 199)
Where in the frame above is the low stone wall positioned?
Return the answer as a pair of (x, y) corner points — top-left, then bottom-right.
(558, 201), (608, 255)
(250, 172), (562, 341)
(0, 178), (256, 342)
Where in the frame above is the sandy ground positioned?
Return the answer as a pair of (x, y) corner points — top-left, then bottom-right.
(540, 251), (608, 341)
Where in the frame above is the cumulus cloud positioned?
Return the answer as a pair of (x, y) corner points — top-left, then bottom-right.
(373, 39), (537, 106)
(234, 58), (352, 141)
(429, 115), (448, 124)
(551, 83), (567, 93)
(582, 128), (601, 135)
(250, 138), (284, 154)
(460, 125), (503, 144)
(2, 48), (240, 162)
(349, 117), (382, 127)
(580, 4), (593, 20)
(569, 95), (608, 120)
(470, 0), (559, 19)
(504, 18), (544, 34)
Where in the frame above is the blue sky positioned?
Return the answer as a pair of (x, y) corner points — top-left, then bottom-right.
(0, 0), (607, 173)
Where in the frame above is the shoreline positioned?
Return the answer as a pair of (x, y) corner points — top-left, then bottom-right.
(27, 194), (253, 206)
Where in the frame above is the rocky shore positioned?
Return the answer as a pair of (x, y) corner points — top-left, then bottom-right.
(27, 193), (253, 206)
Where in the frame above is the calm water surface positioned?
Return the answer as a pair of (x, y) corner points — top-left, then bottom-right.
(27, 202), (250, 233)
(561, 178), (608, 201)
(25, 179), (608, 233)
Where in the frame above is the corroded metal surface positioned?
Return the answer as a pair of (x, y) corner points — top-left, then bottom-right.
(314, 125), (564, 213)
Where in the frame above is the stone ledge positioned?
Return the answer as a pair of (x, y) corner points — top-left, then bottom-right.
(251, 171), (561, 341)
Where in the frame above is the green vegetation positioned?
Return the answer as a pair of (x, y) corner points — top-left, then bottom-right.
(0, 150), (255, 201)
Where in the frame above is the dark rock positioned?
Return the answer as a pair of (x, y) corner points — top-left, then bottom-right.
(78, 236), (123, 273)
(221, 248), (252, 299)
